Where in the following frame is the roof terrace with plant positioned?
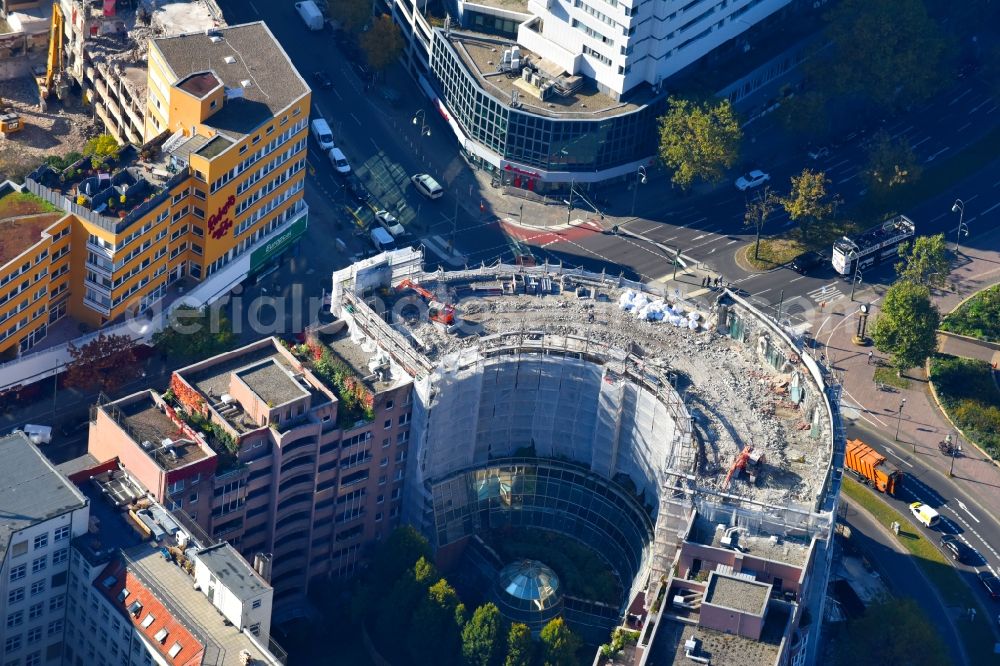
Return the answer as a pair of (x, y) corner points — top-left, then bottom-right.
(24, 132), (192, 235)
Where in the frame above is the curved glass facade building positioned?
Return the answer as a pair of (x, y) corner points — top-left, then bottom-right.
(493, 559), (563, 631)
(429, 30), (667, 185)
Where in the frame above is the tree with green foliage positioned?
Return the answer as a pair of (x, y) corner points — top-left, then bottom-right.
(329, 0), (369, 33)
(375, 556), (439, 663)
(832, 598), (949, 666)
(777, 90), (829, 139)
(504, 623), (534, 666)
(872, 281), (940, 373)
(781, 169), (838, 240)
(153, 305), (237, 363)
(824, 0), (946, 110)
(407, 578), (467, 666)
(83, 134), (120, 169)
(864, 129), (922, 196)
(744, 186), (778, 261)
(896, 234), (949, 289)
(64, 332), (141, 395)
(360, 15), (405, 72)
(657, 97), (742, 190)
(539, 618), (581, 666)
(462, 603), (505, 666)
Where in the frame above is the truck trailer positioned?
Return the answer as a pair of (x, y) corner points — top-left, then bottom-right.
(845, 438), (902, 495)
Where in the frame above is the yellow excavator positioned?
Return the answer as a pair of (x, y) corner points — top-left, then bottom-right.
(37, 1), (65, 111)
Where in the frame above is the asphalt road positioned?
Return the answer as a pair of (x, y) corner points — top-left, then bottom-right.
(846, 422), (1000, 615)
(840, 502), (969, 666)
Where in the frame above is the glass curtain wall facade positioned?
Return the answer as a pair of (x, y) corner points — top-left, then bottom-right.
(431, 31), (665, 176)
(431, 458), (655, 604)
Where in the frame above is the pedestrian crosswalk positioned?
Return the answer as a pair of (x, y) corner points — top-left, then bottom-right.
(806, 283), (847, 304)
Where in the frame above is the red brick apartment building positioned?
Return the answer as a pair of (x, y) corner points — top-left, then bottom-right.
(87, 330), (413, 617)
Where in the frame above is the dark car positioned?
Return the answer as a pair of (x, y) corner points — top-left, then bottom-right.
(345, 176), (372, 205)
(312, 71), (332, 90)
(979, 571), (1000, 600)
(790, 251), (826, 274)
(941, 535), (977, 564)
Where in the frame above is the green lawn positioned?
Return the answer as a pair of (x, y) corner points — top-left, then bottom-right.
(742, 218), (860, 271)
(929, 354), (1000, 459)
(0, 191), (60, 218)
(941, 284), (1000, 343)
(744, 237), (806, 270)
(841, 478), (996, 664)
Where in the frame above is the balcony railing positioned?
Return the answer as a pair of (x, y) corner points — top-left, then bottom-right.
(82, 294), (111, 316)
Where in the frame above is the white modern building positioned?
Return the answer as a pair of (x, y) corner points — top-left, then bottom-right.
(520, 0), (796, 98)
(387, 0), (804, 185)
(0, 431), (90, 666)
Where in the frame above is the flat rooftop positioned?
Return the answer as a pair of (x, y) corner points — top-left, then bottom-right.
(446, 30), (657, 119)
(126, 542), (277, 665)
(73, 475), (147, 567)
(178, 340), (331, 433)
(0, 208), (62, 266)
(467, 0), (530, 12)
(689, 515), (812, 568)
(195, 543), (269, 602)
(704, 573), (770, 615)
(651, 608), (790, 666)
(153, 22), (309, 138)
(115, 392), (209, 469)
(325, 327), (405, 393)
(0, 432), (88, 559)
(236, 358), (309, 407)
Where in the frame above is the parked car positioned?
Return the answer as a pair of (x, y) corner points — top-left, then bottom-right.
(375, 209), (405, 237)
(735, 170), (770, 191)
(979, 571), (1000, 600)
(790, 251), (826, 274)
(410, 173), (444, 200)
(328, 147), (351, 175)
(941, 535), (973, 563)
(312, 70), (332, 90)
(346, 175), (372, 204)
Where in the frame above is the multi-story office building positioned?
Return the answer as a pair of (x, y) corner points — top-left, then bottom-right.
(0, 431), (89, 666)
(1, 21), (309, 361)
(65, 461), (283, 666)
(389, 0), (800, 185)
(87, 334), (414, 617)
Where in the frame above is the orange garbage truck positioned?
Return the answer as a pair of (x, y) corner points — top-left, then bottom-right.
(845, 438), (902, 495)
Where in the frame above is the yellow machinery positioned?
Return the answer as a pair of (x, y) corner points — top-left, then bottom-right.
(37, 1), (65, 110)
(0, 109), (23, 136)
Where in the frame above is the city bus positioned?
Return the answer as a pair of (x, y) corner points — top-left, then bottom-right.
(832, 214), (915, 277)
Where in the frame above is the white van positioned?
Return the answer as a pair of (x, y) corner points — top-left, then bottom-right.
(370, 227), (396, 252)
(311, 118), (335, 151)
(328, 147), (351, 174)
(295, 1), (324, 30)
(410, 173), (443, 200)
(21, 424), (52, 445)
(910, 502), (941, 528)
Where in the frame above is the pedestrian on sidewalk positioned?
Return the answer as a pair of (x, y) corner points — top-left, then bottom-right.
(867, 351), (874, 365)
(714, 277), (720, 287)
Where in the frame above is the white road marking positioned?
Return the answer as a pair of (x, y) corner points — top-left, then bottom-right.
(911, 137), (931, 149)
(948, 88), (973, 105)
(924, 147), (950, 162)
(691, 234), (706, 241)
(890, 125), (915, 140)
(829, 159), (850, 170)
(957, 500), (980, 523)
(838, 173), (857, 184)
(332, 87), (343, 101)
(789, 275), (806, 283)
(957, 122), (972, 132)
(248, 0), (260, 14)
(727, 239), (738, 245)
(930, 212), (947, 222)
(350, 113), (362, 126)
(886, 449), (914, 467)
(981, 202), (1000, 215)
(807, 283), (846, 303)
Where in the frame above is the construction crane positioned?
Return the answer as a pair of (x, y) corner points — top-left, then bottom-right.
(395, 279), (456, 325)
(722, 444), (765, 490)
(37, 2), (65, 110)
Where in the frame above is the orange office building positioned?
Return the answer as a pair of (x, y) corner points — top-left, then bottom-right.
(1, 22), (310, 361)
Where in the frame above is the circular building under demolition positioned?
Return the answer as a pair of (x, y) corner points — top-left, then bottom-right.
(331, 249), (842, 664)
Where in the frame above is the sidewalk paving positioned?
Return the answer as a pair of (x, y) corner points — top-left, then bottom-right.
(818, 228), (1000, 521)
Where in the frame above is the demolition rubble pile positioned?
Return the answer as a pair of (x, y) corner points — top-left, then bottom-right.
(397, 278), (825, 506)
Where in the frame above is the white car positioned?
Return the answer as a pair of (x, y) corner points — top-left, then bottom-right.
(374, 209), (405, 238)
(735, 170), (771, 191)
(328, 147), (351, 175)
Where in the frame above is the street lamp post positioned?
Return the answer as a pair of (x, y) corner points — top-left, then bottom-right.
(847, 250), (863, 301)
(412, 109), (431, 137)
(951, 199), (968, 255)
(630, 166), (647, 217)
(895, 397), (907, 442)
